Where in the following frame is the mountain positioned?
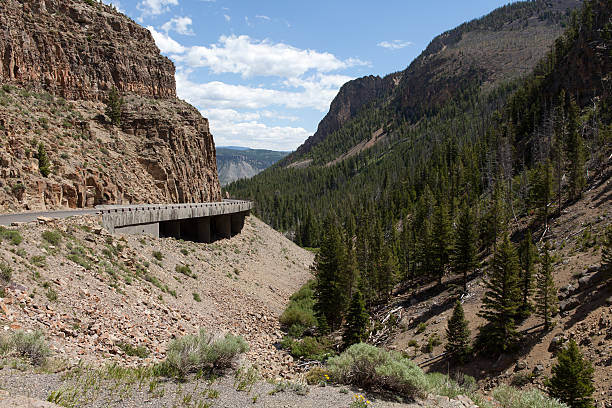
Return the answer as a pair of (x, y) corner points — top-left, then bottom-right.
(216, 147), (290, 186)
(0, 0), (221, 213)
(229, 0), (585, 233)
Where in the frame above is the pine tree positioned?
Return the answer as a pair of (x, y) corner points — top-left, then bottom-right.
(445, 301), (471, 363)
(533, 160), (554, 228)
(546, 340), (595, 408)
(453, 202), (477, 292)
(565, 99), (586, 201)
(518, 230), (537, 319)
(535, 242), (557, 331)
(477, 235), (521, 353)
(552, 99), (566, 216)
(601, 225), (612, 273)
(313, 218), (347, 331)
(36, 143), (51, 177)
(431, 201), (452, 285)
(105, 86), (123, 126)
(342, 290), (369, 348)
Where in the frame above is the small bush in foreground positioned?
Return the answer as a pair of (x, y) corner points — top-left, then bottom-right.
(156, 329), (248, 378)
(0, 330), (50, 366)
(493, 384), (569, 408)
(0, 262), (12, 283)
(305, 366), (330, 385)
(42, 230), (62, 246)
(327, 343), (428, 399)
(152, 251), (163, 261)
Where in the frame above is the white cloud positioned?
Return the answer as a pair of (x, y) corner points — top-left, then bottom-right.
(137, 0), (178, 16)
(224, 14), (231, 22)
(161, 16), (194, 35)
(176, 72), (350, 112)
(147, 26), (186, 54)
(255, 15), (270, 21)
(377, 40), (413, 50)
(211, 120), (309, 151)
(175, 35), (367, 79)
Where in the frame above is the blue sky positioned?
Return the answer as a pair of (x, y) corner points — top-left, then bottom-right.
(105, 0), (514, 150)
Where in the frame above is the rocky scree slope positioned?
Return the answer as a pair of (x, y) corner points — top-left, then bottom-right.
(0, 0), (221, 212)
(0, 215), (313, 378)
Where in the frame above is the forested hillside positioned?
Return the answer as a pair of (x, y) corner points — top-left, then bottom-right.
(227, 0), (610, 303)
(227, 1), (611, 404)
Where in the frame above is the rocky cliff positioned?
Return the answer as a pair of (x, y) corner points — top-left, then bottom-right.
(0, 0), (175, 100)
(0, 0), (221, 212)
(288, 74), (401, 160)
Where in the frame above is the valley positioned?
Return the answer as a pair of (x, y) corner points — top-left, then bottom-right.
(0, 0), (610, 407)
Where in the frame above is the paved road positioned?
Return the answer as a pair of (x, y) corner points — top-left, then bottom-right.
(0, 208), (100, 226)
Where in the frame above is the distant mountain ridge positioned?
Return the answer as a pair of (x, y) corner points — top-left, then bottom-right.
(217, 147), (290, 186)
(279, 0), (581, 167)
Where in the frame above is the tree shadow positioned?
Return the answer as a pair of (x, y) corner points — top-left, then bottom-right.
(426, 327), (550, 380)
(563, 279), (612, 330)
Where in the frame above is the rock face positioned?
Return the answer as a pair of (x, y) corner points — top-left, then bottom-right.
(289, 74), (401, 160)
(0, 0), (222, 211)
(0, 0), (175, 100)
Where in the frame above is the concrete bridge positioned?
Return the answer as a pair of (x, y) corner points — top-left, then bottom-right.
(100, 199), (253, 242)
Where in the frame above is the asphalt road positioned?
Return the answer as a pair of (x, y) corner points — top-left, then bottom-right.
(0, 209), (100, 226)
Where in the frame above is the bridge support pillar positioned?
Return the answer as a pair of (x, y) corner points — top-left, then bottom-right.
(231, 212), (245, 234)
(214, 214), (231, 239)
(160, 220), (181, 238)
(195, 217), (211, 243)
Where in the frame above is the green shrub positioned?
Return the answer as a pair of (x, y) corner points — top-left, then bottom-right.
(305, 366), (330, 385)
(175, 264), (194, 278)
(0, 227), (23, 245)
(36, 143), (51, 177)
(287, 336), (332, 361)
(0, 330), (50, 366)
(0, 263), (12, 282)
(42, 230), (62, 246)
(423, 333), (441, 353)
(30, 255), (46, 268)
(117, 342), (150, 358)
(425, 372), (477, 399)
(511, 372), (534, 387)
(493, 384), (569, 408)
(152, 251), (163, 261)
(279, 280), (316, 335)
(327, 343), (428, 398)
(156, 329), (248, 378)
(193, 292), (201, 302)
(416, 322), (427, 334)
(67, 246), (91, 269)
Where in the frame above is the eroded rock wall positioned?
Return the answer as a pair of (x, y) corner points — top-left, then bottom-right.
(0, 0), (222, 211)
(0, 0), (175, 100)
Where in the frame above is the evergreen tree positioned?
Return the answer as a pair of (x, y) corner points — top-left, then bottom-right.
(477, 235), (521, 353)
(565, 99), (586, 201)
(552, 100), (566, 216)
(313, 218), (347, 331)
(601, 225), (612, 273)
(431, 201), (452, 285)
(533, 160), (554, 228)
(105, 86), (123, 126)
(342, 290), (369, 348)
(377, 243), (396, 301)
(518, 230), (537, 319)
(546, 340), (595, 408)
(535, 242), (557, 331)
(36, 143), (51, 177)
(445, 301), (471, 363)
(453, 202), (478, 292)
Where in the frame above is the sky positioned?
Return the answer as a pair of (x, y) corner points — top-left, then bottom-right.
(104, 0), (514, 151)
